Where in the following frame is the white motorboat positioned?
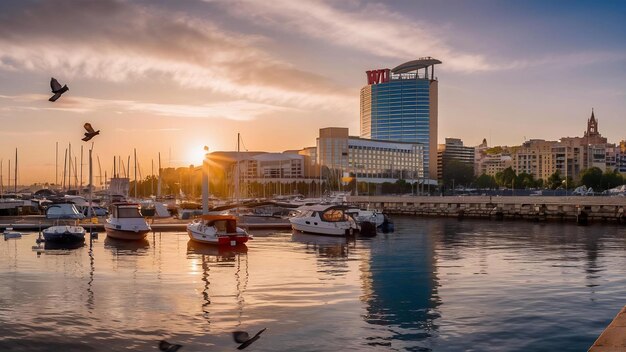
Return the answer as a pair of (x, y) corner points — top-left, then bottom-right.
(290, 205), (357, 236)
(43, 203), (86, 243)
(187, 215), (252, 246)
(104, 203), (151, 240)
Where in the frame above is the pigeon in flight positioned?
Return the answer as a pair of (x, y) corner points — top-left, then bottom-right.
(49, 77), (69, 102)
(158, 340), (183, 352)
(82, 123), (100, 142)
(233, 328), (267, 350)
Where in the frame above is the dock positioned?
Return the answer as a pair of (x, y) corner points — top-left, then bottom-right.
(348, 195), (626, 224)
(0, 216), (292, 232)
(589, 306), (626, 351)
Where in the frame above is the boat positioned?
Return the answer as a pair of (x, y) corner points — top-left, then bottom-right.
(344, 208), (394, 235)
(3, 227), (23, 240)
(289, 205), (357, 236)
(42, 203), (86, 243)
(104, 202), (151, 240)
(187, 215), (252, 246)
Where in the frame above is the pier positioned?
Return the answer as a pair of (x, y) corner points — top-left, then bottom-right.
(348, 196), (626, 224)
(589, 306), (626, 351)
(0, 216), (291, 232)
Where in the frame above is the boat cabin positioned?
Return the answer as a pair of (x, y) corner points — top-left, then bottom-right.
(200, 215), (238, 233)
(46, 203), (85, 219)
(109, 203), (144, 219)
(295, 205), (351, 222)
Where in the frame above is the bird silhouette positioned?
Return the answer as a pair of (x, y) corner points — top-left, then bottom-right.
(233, 328), (267, 350)
(82, 123), (100, 141)
(49, 77), (69, 102)
(158, 340), (183, 352)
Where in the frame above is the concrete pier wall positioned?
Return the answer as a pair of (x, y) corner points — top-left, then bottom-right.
(348, 196), (626, 224)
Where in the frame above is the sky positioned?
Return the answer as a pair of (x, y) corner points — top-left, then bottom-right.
(0, 0), (625, 184)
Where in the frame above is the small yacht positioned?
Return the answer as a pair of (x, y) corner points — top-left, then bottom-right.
(3, 227), (23, 240)
(187, 215), (252, 246)
(42, 203), (86, 243)
(104, 203), (151, 240)
(290, 205), (357, 236)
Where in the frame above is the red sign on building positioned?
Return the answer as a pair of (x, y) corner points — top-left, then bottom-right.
(366, 69), (390, 85)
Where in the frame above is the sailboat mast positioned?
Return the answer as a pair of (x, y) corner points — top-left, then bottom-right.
(151, 159), (154, 196)
(134, 148), (137, 198)
(157, 152), (162, 197)
(97, 155), (102, 189)
(63, 149), (67, 191)
(235, 133), (240, 206)
(88, 148), (93, 218)
(7, 160), (10, 192)
(68, 143), (72, 190)
(80, 145), (83, 191)
(55, 142), (58, 187)
(1, 159), (3, 197)
(14, 148), (17, 193)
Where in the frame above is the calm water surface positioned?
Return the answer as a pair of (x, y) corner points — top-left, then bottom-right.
(1, 218), (625, 351)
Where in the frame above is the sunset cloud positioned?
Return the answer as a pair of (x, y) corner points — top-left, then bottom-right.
(0, 0), (351, 110)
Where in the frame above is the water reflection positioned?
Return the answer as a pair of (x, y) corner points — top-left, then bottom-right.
(104, 237), (150, 255)
(291, 232), (355, 277)
(186, 240), (249, 328)
(361, 221), (441, 350)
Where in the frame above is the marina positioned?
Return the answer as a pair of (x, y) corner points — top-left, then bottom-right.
(1, 217), (625, 351)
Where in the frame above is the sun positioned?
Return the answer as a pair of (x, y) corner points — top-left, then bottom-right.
(185, 145), (209, 166)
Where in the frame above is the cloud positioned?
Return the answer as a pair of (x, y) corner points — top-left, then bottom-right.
(0, 0), (351, 110)
(0, 94), (295, 121)
(214, 0), (493, 72)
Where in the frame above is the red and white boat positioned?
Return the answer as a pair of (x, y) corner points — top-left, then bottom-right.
(104, 203), (151, 240)
(187, 215), (252, 246)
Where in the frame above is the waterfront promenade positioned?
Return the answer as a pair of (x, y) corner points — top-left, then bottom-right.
(348, 195), (626, 223)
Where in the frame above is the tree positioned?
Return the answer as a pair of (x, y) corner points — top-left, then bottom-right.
(475, 173), (497, 189)
(601, 169), (624, 190)
(495, 167), (516, 188)
(442, 160), (474, 188)
(580, 167), (603, 190)
(547, 171), (562, 190)
(515, 172), (536, 189)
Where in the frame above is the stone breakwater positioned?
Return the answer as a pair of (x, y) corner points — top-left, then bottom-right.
(348, 196), (626, 224)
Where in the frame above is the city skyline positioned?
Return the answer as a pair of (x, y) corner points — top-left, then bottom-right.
(1, 0), (625, 184)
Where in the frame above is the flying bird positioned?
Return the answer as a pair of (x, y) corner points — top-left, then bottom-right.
(82, 123), (100, 142)
(233, 328), (267, 350)
(49, 77), (69, 102)
(158, 340), (183, 352)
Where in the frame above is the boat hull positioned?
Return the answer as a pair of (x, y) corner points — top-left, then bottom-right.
(43, 226), (86, 243)
(290, 222), (352, 236)
(187, 229), (250, 246)
(104, 227), (150, 240)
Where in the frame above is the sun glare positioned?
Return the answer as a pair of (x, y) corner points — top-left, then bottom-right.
(185, 145), (208, 166)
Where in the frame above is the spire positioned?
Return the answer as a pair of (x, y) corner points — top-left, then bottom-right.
(590, 107), (595, 122)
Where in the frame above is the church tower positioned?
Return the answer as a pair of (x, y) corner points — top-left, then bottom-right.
(586, 108), (598, 137)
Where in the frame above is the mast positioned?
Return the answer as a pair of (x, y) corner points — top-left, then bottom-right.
(235, 133), (240, 207)
(14, 148), (17, 193)
(151, 159), (154, 196)
(68, 143), (72, 190)
(63, 149), (67, 191)
(134, 148), (137, 198)
(157, 152), (162, 198)
(7, 160), (10, 192)
(74, 156), (78, 191)
(55, 142), (58, 187)
(1, 159), (3, 197)
(88, 148), (93, 219)
(97, 155), (102, 189)
(80, 145), (83, 191)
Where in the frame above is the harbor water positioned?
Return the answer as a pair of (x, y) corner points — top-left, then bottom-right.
(1, 218), (625, 351)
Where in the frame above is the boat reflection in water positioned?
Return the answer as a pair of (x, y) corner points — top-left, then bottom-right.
(104, 236), (150, 255)
(291, 231), (355, 277)
(186, 240), (249, 327)
(43, 240), (86, 251)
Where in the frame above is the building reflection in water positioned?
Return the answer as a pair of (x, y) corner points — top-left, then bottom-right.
(361, 221), (441, 350)
(186, 241), (249, 328)
(291, 231), (355, 277)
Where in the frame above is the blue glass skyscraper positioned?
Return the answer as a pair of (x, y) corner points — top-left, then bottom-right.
(360, 58), (441, 180)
